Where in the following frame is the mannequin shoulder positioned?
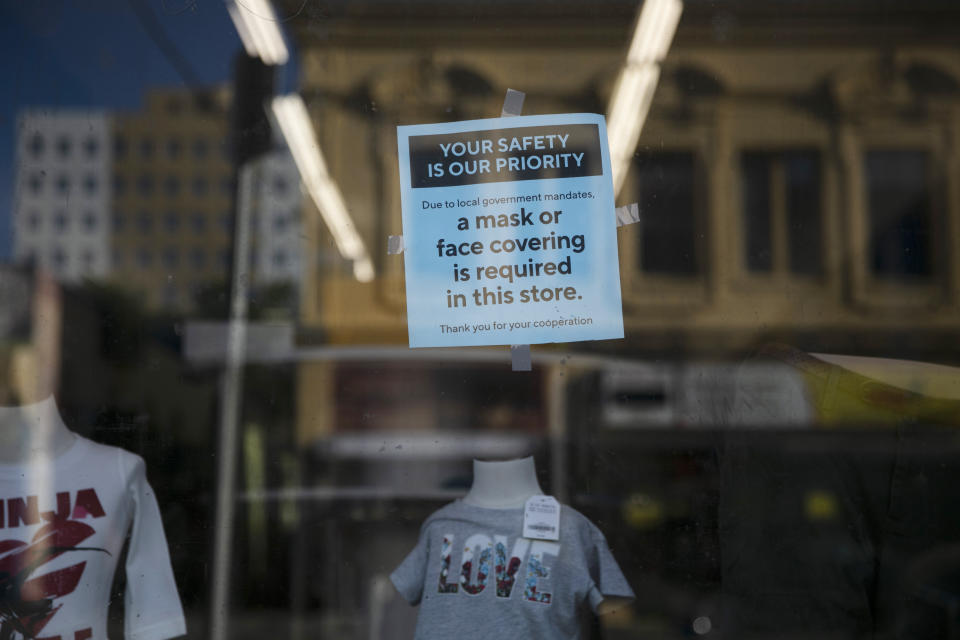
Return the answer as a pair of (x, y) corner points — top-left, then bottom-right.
(73, 436), (147, 477)
(421, 500), (463, 527)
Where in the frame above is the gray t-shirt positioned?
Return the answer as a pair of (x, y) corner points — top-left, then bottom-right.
(390, 500), (635, 639)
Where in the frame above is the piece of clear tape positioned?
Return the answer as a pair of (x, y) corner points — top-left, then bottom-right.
(503, 89), (529, 371)
(387, 235), (405, 255)
(511, 344), (532, 371)
(501, 89), (526, 117)
(615, 202), (640, 227)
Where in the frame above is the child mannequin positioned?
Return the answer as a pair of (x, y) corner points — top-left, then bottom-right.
(0, 394), (77, 464)
(462, 455), (543, 508)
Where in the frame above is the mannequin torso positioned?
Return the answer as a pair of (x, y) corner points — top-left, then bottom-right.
(462, 456), (543, 509)
(0, 394), (77, 464)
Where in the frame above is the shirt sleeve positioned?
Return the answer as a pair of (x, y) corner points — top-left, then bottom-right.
(122, 453), (188, 640)
(390, 525), (430, 606)
(585, 526), (635, 613)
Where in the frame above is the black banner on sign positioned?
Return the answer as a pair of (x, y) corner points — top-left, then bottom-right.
(408, 123), (602, 189)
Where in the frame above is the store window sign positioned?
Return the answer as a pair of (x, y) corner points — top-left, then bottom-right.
(397, 113), (624, 348)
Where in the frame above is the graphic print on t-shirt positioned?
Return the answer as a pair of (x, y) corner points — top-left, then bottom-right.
(391, 500), (635, 640)
(0, 488), (108, 640)
(0, 436), (186, 640)
(437, 532), (559, 605)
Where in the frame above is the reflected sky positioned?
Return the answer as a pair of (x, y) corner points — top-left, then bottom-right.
(0, 0), (276, 258)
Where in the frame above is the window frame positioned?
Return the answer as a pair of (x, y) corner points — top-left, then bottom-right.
(734, 147), (828, 284)
(840, 118), (957, 310)
(618, 118), (712, 309)
(726, 102), (838, 299)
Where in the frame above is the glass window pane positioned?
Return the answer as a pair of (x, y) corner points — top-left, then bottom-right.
(785, 151), (822, 276)
(865, 150), (932, 278)
(636, 151), (699, 275)
(4, 6), (960, 640)
(741, 152), (773, 272)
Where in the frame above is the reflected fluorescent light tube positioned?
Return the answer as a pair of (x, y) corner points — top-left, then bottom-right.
(225, 0), (289, 66)
(607, 0), (683, 194)
(226, 3), (257, 58)
(271, 94), (375, 282)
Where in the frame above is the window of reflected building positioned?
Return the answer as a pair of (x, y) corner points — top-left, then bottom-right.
(165, 175), (181, 197)
(83, 174), (98, 195)
(741, 150), (823, 277)
(138, 210), (153, 234)
(114, 134), (127, 158)
(83, 136), (99, 159)
(137, 247), (153, 268)
(82, 210), (98, 232)
(56, 135), (71, 159)
(140, 137), (156, 159)
(165, 211), (181, 232)
(29, 133), (44, 158)
(168, 138), (183, 159)
(865, 150), (937, 280)
(635, 150), (701, 276)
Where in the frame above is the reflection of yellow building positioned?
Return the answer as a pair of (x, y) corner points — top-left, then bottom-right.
(248, 9), (960, 637)
(112, 89), (234, 311)
(280, 1), (960, 442)
(281, 3), (960, 355)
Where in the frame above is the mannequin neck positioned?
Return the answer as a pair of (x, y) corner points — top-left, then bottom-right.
(0, 395), (76, 464)
(463, 456), (543, 509)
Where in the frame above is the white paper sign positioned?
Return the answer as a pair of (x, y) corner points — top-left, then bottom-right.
(396, 113), (624, 347)
(523, 495), (561, 541)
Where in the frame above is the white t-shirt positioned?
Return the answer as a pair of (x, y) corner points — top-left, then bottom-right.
(0, 435), (186, 640)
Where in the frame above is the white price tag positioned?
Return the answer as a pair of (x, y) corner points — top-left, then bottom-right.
(523, 495), (561, 541)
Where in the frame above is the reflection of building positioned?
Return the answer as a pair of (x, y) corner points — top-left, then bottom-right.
(111, 89), (235, 311)
(279, 1), (960, 358)
(238, 150), (303, 285)
(12, 111), (112, 282)
(12, 90), (304, 313)
(269, 4), (960, 636)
